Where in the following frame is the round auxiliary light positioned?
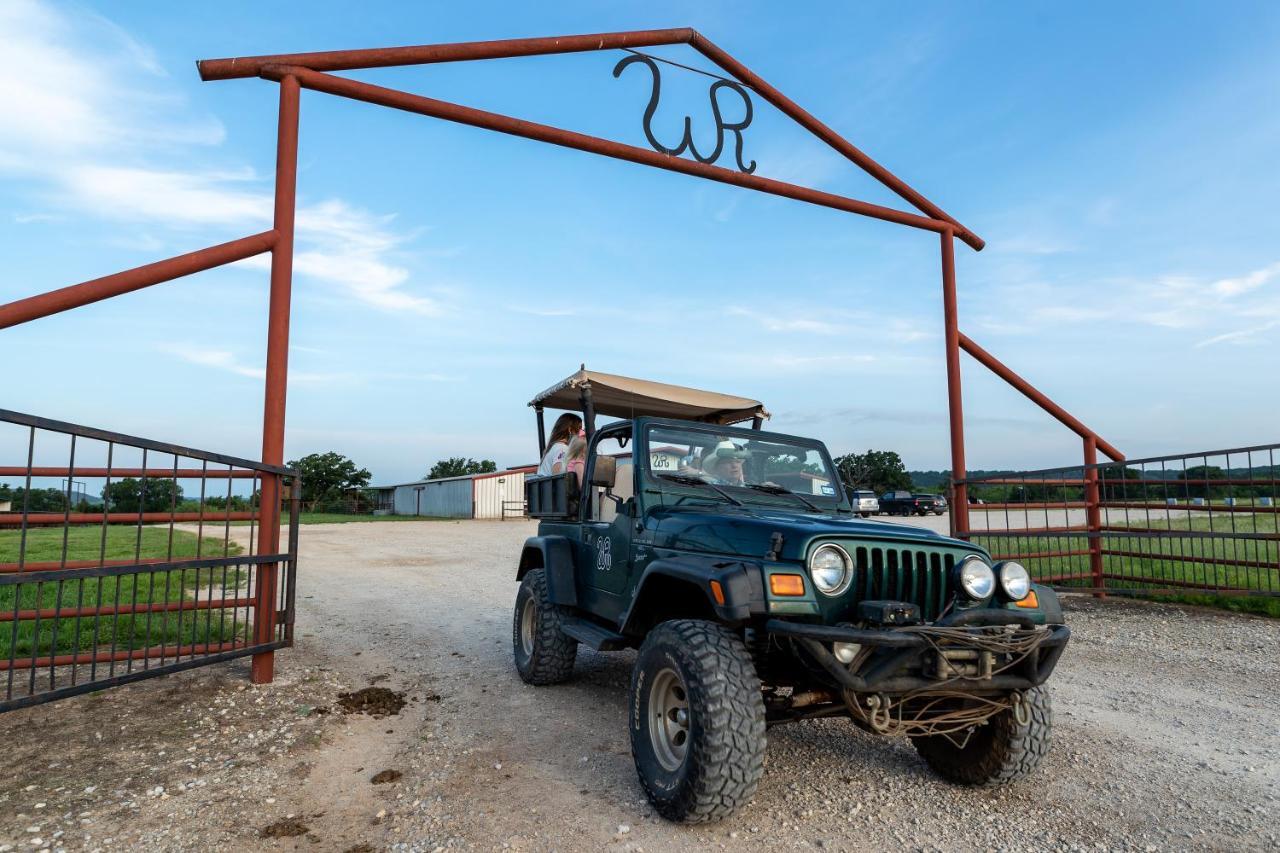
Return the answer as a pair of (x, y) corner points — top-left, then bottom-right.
(957, 555), (995, 600)
(998, 561), (1032, 601)
(808, 544), (852, 596)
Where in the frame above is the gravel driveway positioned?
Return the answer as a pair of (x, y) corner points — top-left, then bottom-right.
(0, 520), (1275, 851)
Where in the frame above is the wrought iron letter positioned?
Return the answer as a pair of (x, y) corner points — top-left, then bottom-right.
(613, 53), (757, 174)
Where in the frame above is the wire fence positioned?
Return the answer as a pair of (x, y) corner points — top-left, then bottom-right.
(0, 409), (299, 711)
(956, 443), (1280, 598)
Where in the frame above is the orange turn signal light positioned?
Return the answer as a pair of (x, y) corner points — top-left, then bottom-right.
(769, 573), (806, 597)
(1015, 590), (1039, 609)
(709, 580), (726, 605)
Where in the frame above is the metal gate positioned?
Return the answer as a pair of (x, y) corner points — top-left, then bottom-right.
(956, 443), (1280, 599)
(0, 410), (298, 711)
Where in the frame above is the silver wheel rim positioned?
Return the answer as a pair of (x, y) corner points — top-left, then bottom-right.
(519, 596), (536, 657)
(648, 667), (690, 772)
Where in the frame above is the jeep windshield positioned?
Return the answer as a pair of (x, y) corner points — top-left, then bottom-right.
(645, 424), (842, 510)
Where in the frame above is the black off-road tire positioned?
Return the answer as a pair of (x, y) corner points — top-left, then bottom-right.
(911, 687), (1052, 786)
(629, 620), (766, 823)
(512, 569), (577, 685)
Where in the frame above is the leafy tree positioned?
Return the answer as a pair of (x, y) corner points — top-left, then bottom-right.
(1099, 465), (1142, 501)
(286, 451), (372, 508)
(1180, 465), (1227, 500)
(4, 486), (70, 513)
(426, 457), (496, 480)
(834, 450), (913, 495)
(102, 478), (183, 513)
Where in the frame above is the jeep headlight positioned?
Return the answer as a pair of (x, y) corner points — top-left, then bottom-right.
(998, 561), (1032, 601)
(808, 544), (852, 596)
(956, 555), (995, 600)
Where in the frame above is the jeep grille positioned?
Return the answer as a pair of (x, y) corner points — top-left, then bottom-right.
(850, 546), (953, 622)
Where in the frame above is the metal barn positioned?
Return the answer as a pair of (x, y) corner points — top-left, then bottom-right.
(390, 475), (474, 518)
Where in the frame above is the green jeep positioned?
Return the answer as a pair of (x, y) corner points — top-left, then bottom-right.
(513, 369), (1069, 823)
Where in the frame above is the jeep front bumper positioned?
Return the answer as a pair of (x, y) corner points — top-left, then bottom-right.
(767, 609), (1070, 695)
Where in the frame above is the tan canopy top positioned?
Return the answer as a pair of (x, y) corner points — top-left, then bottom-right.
(530, 368), (769, 425)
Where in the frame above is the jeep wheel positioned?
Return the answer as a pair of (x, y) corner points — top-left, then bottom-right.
(512, 568), (577, 685)
(859, 511), (871, 518)
(911, 687), (1052, 786)
(629, 620), (766, 823)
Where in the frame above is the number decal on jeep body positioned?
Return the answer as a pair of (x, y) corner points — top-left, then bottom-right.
(596, 536), (612, 572)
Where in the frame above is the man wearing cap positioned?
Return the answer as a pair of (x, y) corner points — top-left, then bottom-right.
(701, 440), (749, 486)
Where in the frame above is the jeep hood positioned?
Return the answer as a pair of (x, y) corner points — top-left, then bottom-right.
(647, 504), (984, 563)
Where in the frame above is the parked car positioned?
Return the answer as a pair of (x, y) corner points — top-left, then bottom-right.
(845, 487), (879, 517)
(515, 368), (1067, 823)
(879, 490), (941, 516)
(919, 493), (948, 516)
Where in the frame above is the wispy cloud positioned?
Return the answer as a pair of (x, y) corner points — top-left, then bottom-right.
(509, 305), (579, 318)
(728, 306), (842, 335)
(161, 345), (346, 383)
(1194, 320), (1280, 349)
(12, 212), (63, 224)
(728, 305), (932, 343)
(1210, 261), (1280, 298)
(976, 260), (1280, 346)
(0, 0), (442, 318)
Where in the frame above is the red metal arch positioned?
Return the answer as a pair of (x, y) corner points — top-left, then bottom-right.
(0, 28), (1120, 681)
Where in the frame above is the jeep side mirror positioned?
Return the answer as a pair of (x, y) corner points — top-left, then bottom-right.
(591, 455), (617, 489)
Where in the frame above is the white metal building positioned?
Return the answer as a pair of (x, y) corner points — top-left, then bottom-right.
(472, 466), (535, 519)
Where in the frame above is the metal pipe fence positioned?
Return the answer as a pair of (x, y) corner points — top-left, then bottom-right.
(0, 409), (299, 711)
(955, 443), (1280, 598)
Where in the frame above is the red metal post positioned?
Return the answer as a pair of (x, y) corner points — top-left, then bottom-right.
(252, 74), (300, 684)
(941, 229), (969, 537)
(1082, 435), (1105, 597)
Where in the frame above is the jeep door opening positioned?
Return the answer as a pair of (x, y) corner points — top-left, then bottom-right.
(513, 369), (1069, 823)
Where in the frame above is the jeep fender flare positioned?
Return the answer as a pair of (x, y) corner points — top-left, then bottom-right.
(517, 536), (577, 607)
(620, 558), (766, 635)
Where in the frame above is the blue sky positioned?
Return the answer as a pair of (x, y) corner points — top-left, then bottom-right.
(2, 0), (1278, 484)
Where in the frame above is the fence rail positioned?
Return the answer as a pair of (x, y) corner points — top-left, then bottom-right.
(955, 443), (1280, 599)
(0, 409), (299, 711)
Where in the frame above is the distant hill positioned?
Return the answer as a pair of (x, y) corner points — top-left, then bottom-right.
(908, 470), (1016, 490)
(909, 464), (1280, 490)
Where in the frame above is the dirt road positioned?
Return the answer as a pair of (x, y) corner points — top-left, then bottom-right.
(0, 520), (1276, 851)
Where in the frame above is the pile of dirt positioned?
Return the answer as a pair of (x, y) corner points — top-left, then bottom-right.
(260, 818), (310, 838)
(335, 687), (406, 718)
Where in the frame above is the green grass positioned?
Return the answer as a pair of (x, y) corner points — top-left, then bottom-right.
(0, 526), (247, 659)
(1155, 593), (1280, 618)
(972, 511), (1280, 616)
(1, 525), (241, 565)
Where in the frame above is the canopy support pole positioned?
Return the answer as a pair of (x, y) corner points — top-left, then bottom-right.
(535, 406), (546, 457)
(580, 388), (596, 441)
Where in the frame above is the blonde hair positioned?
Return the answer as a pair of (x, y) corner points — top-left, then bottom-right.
(566, 435), (588, 462)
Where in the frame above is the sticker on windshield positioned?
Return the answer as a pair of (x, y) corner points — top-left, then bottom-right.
(650, 452), (681, 472)
(820, 484), (836, 496)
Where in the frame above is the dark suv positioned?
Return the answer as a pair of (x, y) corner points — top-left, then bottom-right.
(513, 369), (1069, 823)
